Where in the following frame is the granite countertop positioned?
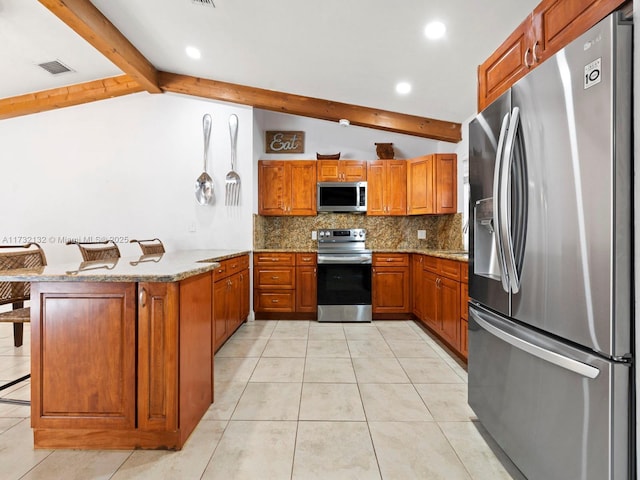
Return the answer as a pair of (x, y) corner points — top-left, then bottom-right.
(253, 248), (468, 262)
(375, 248), (468, 262)
(0, 249), (250, 283)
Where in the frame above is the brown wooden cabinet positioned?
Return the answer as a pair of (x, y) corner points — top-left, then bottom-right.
(478, 0), (625, 111)
(460, 274), (469, 358)
(258, 160), (316, 216)
(31, 272), (215, 450)
(407, 154), (457, 215)
(254, 252), (296, 314)
(367, 160), (407, 216)
(295, 253), (317, 313)
(317, 160), (367, 182)
(415, 255), (466, 359)
(372, 253), (410, 314)
(213, 254), (250, 351)
(411, 254), (424, 319)
(254, 251), (318, 318)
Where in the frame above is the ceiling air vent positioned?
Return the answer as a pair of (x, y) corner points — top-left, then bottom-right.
(192, 0), (215, 7)
(38, 60), (73, 75)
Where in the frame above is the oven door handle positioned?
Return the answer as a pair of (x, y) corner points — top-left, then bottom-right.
(318, 254), (372, 264)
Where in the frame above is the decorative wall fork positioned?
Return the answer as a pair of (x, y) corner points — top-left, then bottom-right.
(225, 114), (241, 205)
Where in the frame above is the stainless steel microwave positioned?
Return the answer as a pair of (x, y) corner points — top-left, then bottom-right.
(317, 181), (367, 213)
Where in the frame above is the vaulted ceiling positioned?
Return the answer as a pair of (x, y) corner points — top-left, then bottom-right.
(0, 0), (539, 141)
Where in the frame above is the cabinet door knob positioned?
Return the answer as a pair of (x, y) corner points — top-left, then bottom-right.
(532, 41), (540, 63)
(524, 47), (533, 68)
(139, 287), (147, 307)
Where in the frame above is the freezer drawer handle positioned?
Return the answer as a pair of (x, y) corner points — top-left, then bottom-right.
(470, 309), (600, 379)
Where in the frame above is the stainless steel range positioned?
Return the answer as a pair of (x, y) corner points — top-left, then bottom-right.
(317, 228), (372, 322)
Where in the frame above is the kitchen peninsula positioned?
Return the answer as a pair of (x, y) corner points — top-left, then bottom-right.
(1, 249), (249, 450)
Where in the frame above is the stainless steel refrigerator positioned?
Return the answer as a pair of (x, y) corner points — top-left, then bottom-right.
(468, 11), (633, 480)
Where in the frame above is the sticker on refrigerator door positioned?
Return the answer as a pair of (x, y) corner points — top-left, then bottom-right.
(584, 58), (601, 89)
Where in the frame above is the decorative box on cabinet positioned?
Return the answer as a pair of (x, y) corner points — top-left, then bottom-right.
(407, 154), (457, 215)
(258, 160), (316, 216)
(372, 253), (410, 315)
(367, 160), (407, 216)
(317, 160), (367, 182)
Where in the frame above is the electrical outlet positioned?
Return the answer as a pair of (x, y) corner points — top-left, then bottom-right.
(189, 222), (197, 233)
(311, 231), (317, 240)
(417, 230), (426, 239)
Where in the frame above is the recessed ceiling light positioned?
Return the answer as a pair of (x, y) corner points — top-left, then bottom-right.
(424, 21), (446, 40)
(185, 46), (201, 60)
(396, 82), (412, 95)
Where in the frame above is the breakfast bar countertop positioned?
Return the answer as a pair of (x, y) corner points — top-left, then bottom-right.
(0, 249), (250, 283)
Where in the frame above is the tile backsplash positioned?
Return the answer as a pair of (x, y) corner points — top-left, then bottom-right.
(254, 213), (463, 251)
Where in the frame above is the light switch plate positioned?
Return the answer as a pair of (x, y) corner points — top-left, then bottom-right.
(417, 230), (426, 239)
(311, 231), (317, 240)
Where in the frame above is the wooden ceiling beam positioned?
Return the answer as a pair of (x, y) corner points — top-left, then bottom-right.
(37, 0), (161, 94)
(0, 75), (144, 120)
(159, 72), (461, 142)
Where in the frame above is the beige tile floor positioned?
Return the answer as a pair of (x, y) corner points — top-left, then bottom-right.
(0, 320), (526, 479)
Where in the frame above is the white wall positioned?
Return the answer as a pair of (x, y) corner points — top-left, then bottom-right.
(1, 92), (254, 264)
(254, 109), (449, 160)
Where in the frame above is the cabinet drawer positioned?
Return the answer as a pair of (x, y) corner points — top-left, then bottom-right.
(220, 255), (250, 277)
(373, 253), (409, 267)
(296, 253), (317, 265)
(439, 258), (460, 281)
(422, 255), (439, 273)
(254, 252), (295, 266)
(255, 291), (295, 312)
(255, 267), (295, 289)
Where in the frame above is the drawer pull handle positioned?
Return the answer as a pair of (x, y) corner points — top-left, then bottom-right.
(139, 287), (147, 308)
(272, 276), (279, 280)
(272, 299), (279, 303)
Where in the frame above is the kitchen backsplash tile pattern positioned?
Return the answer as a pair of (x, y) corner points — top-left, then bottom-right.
(254, 214), (463, 251)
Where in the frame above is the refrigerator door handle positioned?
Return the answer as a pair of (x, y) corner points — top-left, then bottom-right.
(500, 106), (522, 294)
(470, 307), (600, 379)
(492, 113), (511, 292)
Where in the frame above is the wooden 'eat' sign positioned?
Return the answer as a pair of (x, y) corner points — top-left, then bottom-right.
(265, 131), (305, 154)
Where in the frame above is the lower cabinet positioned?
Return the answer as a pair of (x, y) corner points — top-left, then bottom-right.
(254, 251), (317, 318)
(213, 254), (250, 352)
(372, 253), (410, 314)
(31, 273), (214, 450)
(296, 253), (317, 313)
(459, 269), (469, 358)
(414, 254), (467, 361)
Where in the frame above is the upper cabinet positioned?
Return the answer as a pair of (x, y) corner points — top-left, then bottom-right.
(317, 160), (367, 182)
(258, 160), (317, 216)
(407, 154), (457, 215)
(478, 0), (626, 111)
(367, 160), (407, 216)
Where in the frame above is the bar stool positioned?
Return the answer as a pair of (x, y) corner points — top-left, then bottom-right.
(66, 240), (121, 261)
(130, 238), (165, 255)
(0, 243), (47, 405)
